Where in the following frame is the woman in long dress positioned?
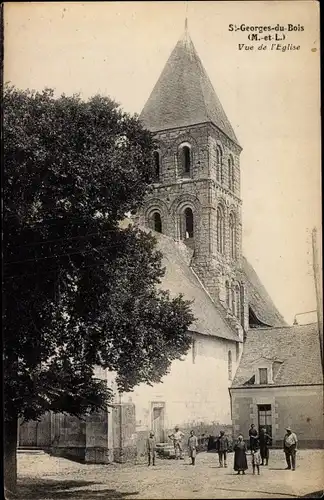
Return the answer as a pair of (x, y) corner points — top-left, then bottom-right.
(234, 435), (248, 475)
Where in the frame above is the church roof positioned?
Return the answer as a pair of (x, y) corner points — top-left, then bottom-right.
(139, 29), (240, 146)
(155, 230), (240, 342)
(242, 257), (287, 327)
(120, 219), (240, 342)
(232, 323), (323, 387)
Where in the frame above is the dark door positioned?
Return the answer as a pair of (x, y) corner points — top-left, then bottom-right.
(258, 404), (272, 437)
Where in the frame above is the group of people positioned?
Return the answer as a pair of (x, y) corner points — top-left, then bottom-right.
(147, 424), (298, 473)
(247, 424), (298, 472)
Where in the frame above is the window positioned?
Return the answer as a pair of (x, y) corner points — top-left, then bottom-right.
(216, 206), (225, 254)
(229, 212), (236, 259)
(236, 342), (240, 362)
(231, 286), (236, 316)
(259, 368), (268, 385)
(228, 351), (232, 381)
(152, 212), (162, 233)
(216, 146), (223, 183)
(153, 151), (160, 181)
(236, 284), (241, 319)
(184, 207), (194, 239)
(258, 404), (272, 437)
(225, 281), (230, 309)
(179, 145), (191, 176)
(228, 156), (234, 191)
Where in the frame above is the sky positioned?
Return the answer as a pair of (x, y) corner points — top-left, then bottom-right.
(4, 1), (321, 325)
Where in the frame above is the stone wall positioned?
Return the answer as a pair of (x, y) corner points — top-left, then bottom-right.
(122, 332), (241, 456)
(137, 122), (247, 335)
(50, 403), (136, 464)
(51, 413), (86, 461)
(112, 403), (137, 463)
(19, 412), (52, 448)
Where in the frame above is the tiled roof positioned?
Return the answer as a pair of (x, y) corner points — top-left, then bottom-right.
(139, 30), (239, 146)
(232, 323), (323, 386)
(242, 257), (287, 327)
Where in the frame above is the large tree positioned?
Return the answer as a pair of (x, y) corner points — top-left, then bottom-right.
(3, 85), (194, 494)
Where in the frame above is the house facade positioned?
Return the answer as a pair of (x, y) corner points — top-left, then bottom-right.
(230, 323), (324, 448)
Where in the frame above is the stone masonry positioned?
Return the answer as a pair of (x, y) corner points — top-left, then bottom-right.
(136, 121), (247, 336)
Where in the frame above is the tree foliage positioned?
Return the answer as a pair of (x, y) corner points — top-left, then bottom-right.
(3, 84), (194, 424)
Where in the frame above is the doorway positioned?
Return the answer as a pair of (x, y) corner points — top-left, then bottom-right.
(258, 404), (272, 437)
(151, 402), (165, 443)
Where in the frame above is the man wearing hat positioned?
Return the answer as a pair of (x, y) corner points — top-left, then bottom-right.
(283, 426), (298, 470)
(168, 425), (184, 460)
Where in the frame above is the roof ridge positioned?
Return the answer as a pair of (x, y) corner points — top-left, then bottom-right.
(248, 322), (318, 331)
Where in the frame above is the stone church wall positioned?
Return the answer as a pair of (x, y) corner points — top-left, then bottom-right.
(122, 332), (241, 452)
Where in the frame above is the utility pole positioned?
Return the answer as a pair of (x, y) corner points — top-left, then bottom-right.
(312, 227), (323, 367)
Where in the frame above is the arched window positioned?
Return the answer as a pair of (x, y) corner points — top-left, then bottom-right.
(179, 145), (191, 176)
(228, 351), (232, 381)
(231, 286), (236, 316)
(225, 280), (230, 309)
(184, 207), (194, 239)
(229, 212), (236, 259)
(216, 205), (225, 254)
(216, 146), (223, 183)
(236, 284), (241, 319)
(153, 151), (160, 181)
(236, 342), (240, 362)
(151, 212), (162, 233)
(228, 156), (234, 191)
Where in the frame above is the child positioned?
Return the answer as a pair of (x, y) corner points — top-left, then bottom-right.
(251, 445), (261, 475)
(147, 431), (156, 466)
(188, 430), (198, 465)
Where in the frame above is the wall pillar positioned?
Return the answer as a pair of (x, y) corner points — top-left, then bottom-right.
(84, 407), (113, 463)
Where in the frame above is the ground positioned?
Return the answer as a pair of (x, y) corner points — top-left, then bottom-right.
(17, 449), (323, 499)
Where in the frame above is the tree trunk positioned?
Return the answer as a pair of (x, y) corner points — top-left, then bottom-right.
(4, 416), (18, 498)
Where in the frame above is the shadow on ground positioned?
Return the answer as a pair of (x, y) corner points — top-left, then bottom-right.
(301, 492), (323, 498)
(17, 478), (139, 499)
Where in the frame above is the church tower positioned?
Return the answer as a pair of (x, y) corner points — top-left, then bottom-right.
(137, 25), (248, 334)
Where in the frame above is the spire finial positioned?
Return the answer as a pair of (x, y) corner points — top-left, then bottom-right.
(185, 0), (188, 31)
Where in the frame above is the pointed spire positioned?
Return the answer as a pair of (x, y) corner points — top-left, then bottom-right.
(139, 25), (240, 146)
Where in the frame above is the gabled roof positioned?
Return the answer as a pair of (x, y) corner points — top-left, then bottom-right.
(232, 323), (323, 387)
(139, 29), (239, 146)
(242, 256), (287, 328)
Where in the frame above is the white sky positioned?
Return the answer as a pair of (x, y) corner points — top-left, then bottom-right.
(4, 1), (321, 325)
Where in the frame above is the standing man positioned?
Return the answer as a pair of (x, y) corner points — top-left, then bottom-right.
(249, 424), (258, 452)
(147, 431), (156, 466)
(259, 427), (272, 466)
(283, 426), (298, 471)
(188, 430), (198, 465)
(169, 425), (185, 460)
(216, 430), (229, 468)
